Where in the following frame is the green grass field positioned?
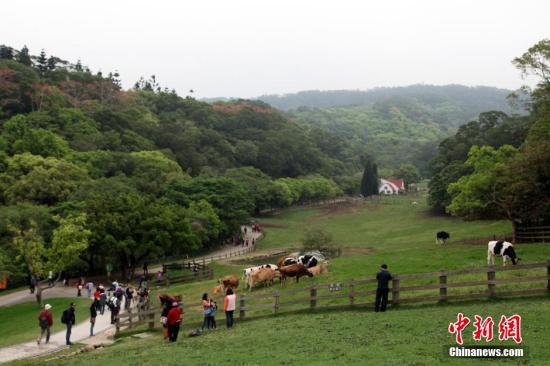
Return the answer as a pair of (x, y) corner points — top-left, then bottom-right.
(9, 195), (550, 365)
(0, 297), (91, 348)
(12, 296), (550, 366)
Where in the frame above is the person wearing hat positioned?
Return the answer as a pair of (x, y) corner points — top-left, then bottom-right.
(37, 304), (53, 345)
(166, 301), (182, 342)
(375, 264), (393, 312)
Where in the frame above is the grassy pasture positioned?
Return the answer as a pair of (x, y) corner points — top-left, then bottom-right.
(12, 296), (550, 366)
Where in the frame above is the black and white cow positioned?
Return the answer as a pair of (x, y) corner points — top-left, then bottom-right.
(298, 255), (319, 268)
(436, 231), (450, 244)
(487, 241), (519, 266)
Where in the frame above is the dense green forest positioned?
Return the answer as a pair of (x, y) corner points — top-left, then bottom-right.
(0, 45), (347, 284)
(429, 39), (550, 239)
(254, 86), (518, 173)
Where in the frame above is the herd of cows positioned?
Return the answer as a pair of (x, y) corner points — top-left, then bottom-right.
(212, 253), (329, 294)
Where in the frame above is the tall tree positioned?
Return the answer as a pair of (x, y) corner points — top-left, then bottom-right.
(0, 45), (14, 60)
(16, 45), (32, 66)
(36, 49), (48, 74)
(360, 155), (379, 197)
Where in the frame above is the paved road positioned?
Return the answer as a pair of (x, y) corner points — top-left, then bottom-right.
(0, 286), (78, 308)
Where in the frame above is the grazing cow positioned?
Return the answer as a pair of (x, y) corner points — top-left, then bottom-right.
(213, 274), (239, 295)
(158, 294), (181, 306)
(298, 255), (319, 268)
(242, 264), (278, 280)
(436, 231), (450, 244)
(308, 261), (330, 276)
(487, 241), (519, 266)
(247, 268), (280, 291)
(277, 256), (298, 268)
(278, 264), (313, 286)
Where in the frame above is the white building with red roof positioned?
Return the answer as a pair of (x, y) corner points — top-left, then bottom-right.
(379, 178), (405, 195)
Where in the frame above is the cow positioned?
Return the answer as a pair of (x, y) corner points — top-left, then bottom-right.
(487, 241), (519, 266)
(278, 264), (313, 286)
(213, 274), (239, 295)
(277, 256), (298, 268)
(242, 264), (278, 280)
(308, 261), (330, 276)
(247, 268), (280, 291)
(298, 255), (319, 268)
(436, 231), (450, 244)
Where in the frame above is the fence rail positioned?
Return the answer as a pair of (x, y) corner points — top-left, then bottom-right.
(115, 260), (550, 335)
(516, 226), (550, 243)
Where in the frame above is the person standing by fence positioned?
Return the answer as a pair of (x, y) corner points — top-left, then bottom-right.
(167, 302), (182, 342)
(375, 264), (393, 312)
(37, 304), (53, 345)
(224, 288), (236, 328)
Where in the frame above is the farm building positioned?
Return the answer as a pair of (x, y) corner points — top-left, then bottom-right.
(379, 178), (405, 195)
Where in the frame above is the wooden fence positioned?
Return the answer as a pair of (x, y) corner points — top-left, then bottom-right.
(115, 260), (550, 334)
(517, 225), (550, 243)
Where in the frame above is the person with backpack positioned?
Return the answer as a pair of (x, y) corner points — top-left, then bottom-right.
(125, 286), (134, 310)
(166, 301), (182, 342)
(37, 304), (53, 345)
(61, 303), (76, 346)
(224, 287), (236, 328)
(108, 296), (120, 324)
(90, 300), (98, 336)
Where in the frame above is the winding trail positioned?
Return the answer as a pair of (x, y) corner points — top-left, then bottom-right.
(0, 225), (264, 364)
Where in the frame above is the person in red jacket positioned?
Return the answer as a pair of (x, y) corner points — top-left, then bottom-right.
(167, 301), (182, 342)
(37, 304), (53, 345)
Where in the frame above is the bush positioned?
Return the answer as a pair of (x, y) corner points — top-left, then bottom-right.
(301, 228), (341, 258)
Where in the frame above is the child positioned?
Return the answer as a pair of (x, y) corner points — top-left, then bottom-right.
(209, 299), (218, 329)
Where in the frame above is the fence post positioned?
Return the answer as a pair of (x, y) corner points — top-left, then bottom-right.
(439, 273), (447, 302)
(115, 316), (120, 334)
(487, 267), (496, 298)
(349, 280), (355, 306)
(273, 291), (280, 314)
(128, 308), (133, 328)
(239, 295), (246, 319)
(148, 310), (155, 329)
(547, 259), (550, 291)
(391, 275), (400, 308)
(310, 286), (317, 309)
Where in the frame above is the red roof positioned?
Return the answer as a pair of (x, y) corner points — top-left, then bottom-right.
(386, 179), (405, 190)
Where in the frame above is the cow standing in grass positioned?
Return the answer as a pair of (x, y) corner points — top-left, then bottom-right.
(436, 231), (450, 244)
(487, 241), (519, 266)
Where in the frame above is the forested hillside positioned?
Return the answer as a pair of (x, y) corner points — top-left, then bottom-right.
(0, 46), (349, 285)
(429, 39), (550, 239)
(257, 86), (517, 173)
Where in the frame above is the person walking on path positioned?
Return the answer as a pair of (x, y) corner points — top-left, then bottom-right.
(86, 281), (94, 298)
(90, 300), (98, 336)
(99, 288), (107, 315)
(47, 271), (54, 287)
(37, 304), (53, 345)
(29, 275), (36, 294)
(201, 293), (212, 331)
(61, 303), (76, 345)
(167, 302), (182, 342)
(224, 288), (236, 328)
(108, 296), (120, 325)
(375, 264), (393, 312)
(143, 262), (148, 277)
(76, 278), (84, 297)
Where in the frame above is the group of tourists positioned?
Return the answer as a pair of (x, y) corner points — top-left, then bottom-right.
(36, 279), (151, 346)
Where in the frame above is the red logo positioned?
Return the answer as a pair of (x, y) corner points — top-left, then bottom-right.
(449, 314), (522, 344)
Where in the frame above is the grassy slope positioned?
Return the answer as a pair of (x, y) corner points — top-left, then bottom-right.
(14, 296), (550, 366)
(0, 297), (91, 348)
(12, 196), (550, 365)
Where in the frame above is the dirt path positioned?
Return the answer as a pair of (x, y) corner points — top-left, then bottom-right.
(0, 286), (78, 308)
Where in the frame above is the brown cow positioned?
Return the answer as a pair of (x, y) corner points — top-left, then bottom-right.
(213, 274), (239, 295)
(278, 264), (313, 286)
(277, 255), (298, 268)
(247, 268), (280, 291)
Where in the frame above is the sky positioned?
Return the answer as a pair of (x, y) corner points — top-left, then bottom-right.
(2, 0), (549, 98)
